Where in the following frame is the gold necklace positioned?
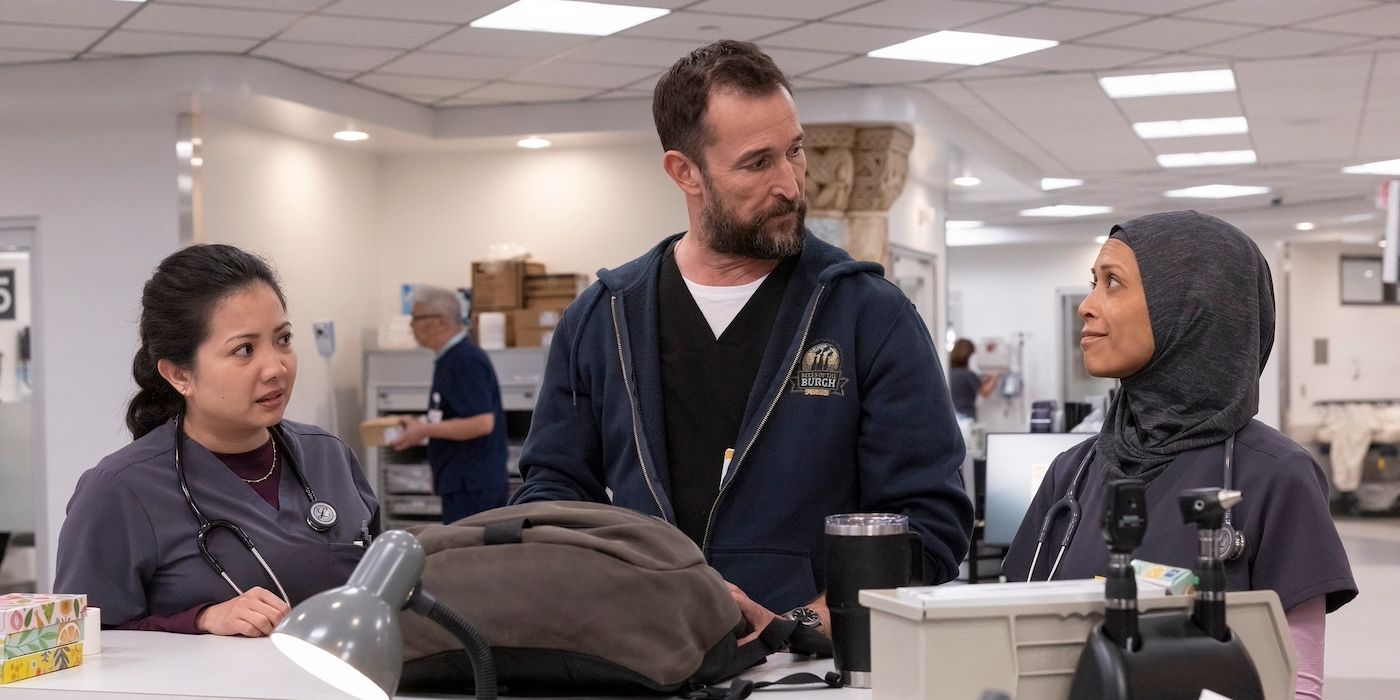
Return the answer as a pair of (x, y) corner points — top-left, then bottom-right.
(242, 440), (278, 484)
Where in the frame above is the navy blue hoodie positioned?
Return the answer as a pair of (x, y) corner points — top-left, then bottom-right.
(513, 232), (973, 612)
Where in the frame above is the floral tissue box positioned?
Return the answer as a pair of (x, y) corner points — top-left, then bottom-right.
(1, 594), (86, 684)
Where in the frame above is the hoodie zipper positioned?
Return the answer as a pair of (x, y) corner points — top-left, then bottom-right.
(611, 295), (669, 522)
(701, 283), (827, 552)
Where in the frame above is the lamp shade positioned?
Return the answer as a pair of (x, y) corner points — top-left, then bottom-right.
(272, 530), (425, 700)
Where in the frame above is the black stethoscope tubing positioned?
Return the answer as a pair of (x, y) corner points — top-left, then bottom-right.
(1027, 434), (1241, 582)
(174, 414), (338, 602)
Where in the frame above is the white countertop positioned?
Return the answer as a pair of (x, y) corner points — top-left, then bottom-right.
(3, 632), (861, 700)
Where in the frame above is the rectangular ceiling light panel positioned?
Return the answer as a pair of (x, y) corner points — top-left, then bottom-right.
(1156, 150), (1257, 168)
(869, 30), (1057, 66)
(1163, 184), (1270, 198)
(470, 0), (669, 36)
(1133, 116), (1248, 139)
(1100, 69), (1236, 99)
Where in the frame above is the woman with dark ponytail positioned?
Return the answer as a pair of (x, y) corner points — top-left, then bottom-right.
(55, 244), (379, 636)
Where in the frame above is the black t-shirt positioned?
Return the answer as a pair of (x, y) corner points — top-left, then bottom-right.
(658, 246), (796, 545)
(949, 367), (980, 419)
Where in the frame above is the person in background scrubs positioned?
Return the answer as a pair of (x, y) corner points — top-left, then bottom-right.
(56, 244), (378, 636)
(1002, 211), (1356, 699)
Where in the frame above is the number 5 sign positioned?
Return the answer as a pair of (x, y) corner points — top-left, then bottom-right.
(0, 269), (14, 320)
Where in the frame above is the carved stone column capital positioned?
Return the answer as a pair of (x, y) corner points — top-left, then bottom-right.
(803, 124), (857, 215)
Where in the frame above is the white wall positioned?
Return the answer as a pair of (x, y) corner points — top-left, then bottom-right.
(0, 96), (181, 589)
(200, 118), (384, 441)
(949, 241), (1102, 432)
(0, 252), (31, 403)
(377, 139), (686, 319)
(1285, 240), (1400, 434)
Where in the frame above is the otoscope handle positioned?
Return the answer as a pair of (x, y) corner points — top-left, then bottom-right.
(1103, 552), (1138, 649)
(1193, 529), (1229, 641)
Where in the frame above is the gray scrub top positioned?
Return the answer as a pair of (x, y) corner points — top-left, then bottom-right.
(1003, 420), (1357, 613)
(55, 419), (380, 626)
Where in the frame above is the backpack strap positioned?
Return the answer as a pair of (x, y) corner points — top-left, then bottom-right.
(688, 672), (843, 700)
(684, 618), (841, 700)
(483, 518), (532, 545)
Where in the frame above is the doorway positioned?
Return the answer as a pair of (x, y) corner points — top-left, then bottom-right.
(0, 217), (35, 592)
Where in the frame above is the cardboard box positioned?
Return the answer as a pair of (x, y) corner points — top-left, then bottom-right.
(1, 594), (86, 638)
(1, 641), (83, 684)
(524, 273), (587, 299)
(508, 308), (562, 348)
(525, 295), (574, 313)
(472, 312), (515, 348)
(359, 416), (404, 448)
(472, 261), (545, 311)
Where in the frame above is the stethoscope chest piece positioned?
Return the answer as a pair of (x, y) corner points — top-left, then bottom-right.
(307, 501), (338, 532)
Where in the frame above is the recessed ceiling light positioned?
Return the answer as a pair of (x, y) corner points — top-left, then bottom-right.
(189, 157), (204, 167)
(953, 175), (982, 187)
(471, 0), (669, 36)
(1156, 150), (1256, 168)
(1020, 205), (1113, 217)
(1099, 69), (1236, 99)
(1343, 213), (1377, 223)
(1163, 184), (1270, 199)
(1133, 116), (1248, 140)
(868, 30), (1057, 66)
(517, 137), (552, 149)
(946, 220), (983, 229)
(333, 130), (369, 142)
(1295, 221), (1316, 231)
(1041, 178), (1083, 191)
(1342, 158), (1400, 175)
(1095, 235), (1110, 244)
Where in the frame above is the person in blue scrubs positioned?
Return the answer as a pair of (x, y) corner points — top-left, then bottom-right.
(392, 286), (508, 523)
(56, 244), (379, 636)
(1002, 211), (1354, 698)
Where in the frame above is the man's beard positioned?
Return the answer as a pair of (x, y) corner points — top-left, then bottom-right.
(700, 181), (807, 260)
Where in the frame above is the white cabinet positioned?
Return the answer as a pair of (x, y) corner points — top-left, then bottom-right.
(362, 347), (544, 528)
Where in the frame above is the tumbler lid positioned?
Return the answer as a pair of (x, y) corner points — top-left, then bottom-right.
(825, 513), (908, 535)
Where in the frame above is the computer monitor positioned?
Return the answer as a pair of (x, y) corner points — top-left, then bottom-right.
(982, 432), (1093, 545)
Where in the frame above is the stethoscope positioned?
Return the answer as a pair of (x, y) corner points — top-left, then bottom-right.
(1026, 434), (1245, 582)
(174, 414), (339, 602)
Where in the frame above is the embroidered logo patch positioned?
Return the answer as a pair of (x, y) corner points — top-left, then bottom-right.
(791, 340), (849, 397)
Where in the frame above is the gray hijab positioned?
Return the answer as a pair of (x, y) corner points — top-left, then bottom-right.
(1096, 210), (1276, 482)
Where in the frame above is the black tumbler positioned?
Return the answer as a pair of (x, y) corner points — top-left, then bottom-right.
(824, 513), (916, 688)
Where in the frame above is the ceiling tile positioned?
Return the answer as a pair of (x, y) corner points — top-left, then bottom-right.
(959, 6), (1144, 42)
(964, 74), (1127, 130)
(1121, 52), (1229, 69)
(1299, 4), (1400, 38)
(278, 15), (454, 49)
(0, 0), (139, 28)
(605, 0), (699, 7)
(157, 0), (334, 10)
(92, 29), (259, 54)
(1114, 92), (1244, 121)
(763, 47), (850, 75)
(0, 48), (69, 64)
(253, 40), (402, 71)
(1336, 38), (1400, 55)
(124, 4), (301, 38)
(761, 22), (927, 54)
(459, 82), (600, 103)
(319, 0), (510, 23)
(1182, 0), (1375, 27)
(935, 63), (1035, 80)
(425, 26), (596, 58)
(1236, 55), (1371, 161)
(802, 56), (964, 84)
(314, 68), (360, 79)
(620, 11), (800, 41)
(354, 73), (481, 97)
(828, 0), (1020, 31)
(0, 23), (103, 51)
(1141, 134), (1254, 155)
(506, 60), (659, 89)
(561, 36), (711, 67)
(376, 51), (525, 80)
(1082, 18), (1259, 52)
(1047, 0), (1204, 14)
(688, 0), (875, 20)
(996, 44), (1157, 71)
(789, 76), (845, 89)
(1193, 29), (1372, 59)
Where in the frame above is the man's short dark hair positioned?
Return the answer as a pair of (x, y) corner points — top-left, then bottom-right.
(652, 40), (792, 167)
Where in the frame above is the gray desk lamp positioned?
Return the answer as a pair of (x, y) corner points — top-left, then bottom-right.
(271, 530), (496, 700)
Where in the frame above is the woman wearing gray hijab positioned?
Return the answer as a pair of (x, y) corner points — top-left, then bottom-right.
(1003, 211), (1355, 699)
